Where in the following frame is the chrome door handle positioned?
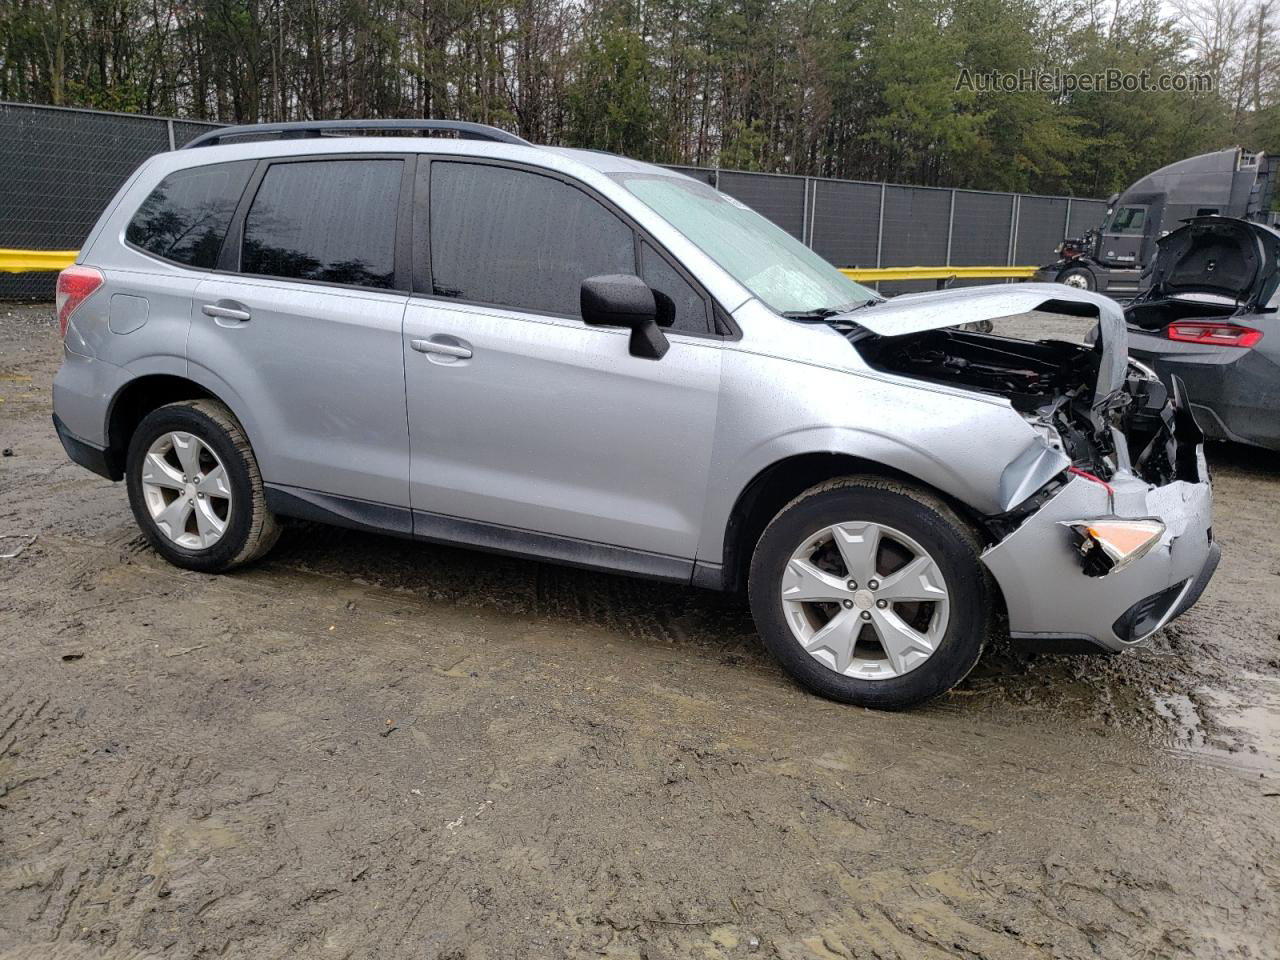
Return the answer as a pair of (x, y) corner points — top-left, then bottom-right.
(410, 338), (472, 359)
(202, 303), (251, 322)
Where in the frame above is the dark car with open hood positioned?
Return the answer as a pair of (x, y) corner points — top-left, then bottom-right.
(1124, 216), (1280, 451)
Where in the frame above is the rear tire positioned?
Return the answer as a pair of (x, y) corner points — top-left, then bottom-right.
(125, 399), (280, 573)
(748, 477), (993, 710)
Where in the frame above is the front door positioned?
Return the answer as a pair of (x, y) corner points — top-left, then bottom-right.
(402, 160), (722, 563)
(1101, 204), (1149, 265)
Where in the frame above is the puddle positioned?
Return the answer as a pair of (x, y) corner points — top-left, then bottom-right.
(1153, 691), (1206, 748)
(1159, 673), (1280, 777)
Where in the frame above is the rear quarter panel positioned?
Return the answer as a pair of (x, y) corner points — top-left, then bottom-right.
(67, 152), (204, 382)
(65, 265), (199, 371)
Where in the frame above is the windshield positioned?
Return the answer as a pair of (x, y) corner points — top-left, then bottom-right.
(614, 173), (878, 315)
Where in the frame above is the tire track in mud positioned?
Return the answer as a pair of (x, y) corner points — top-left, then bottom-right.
(1, 946), (161, 960)
(37, 762), (152, 945)
(0, 691), (53, 795)
(0, 686), (73, 948)
(0, 685), (45, 762)
(386, 857), (458, 952)
(264, 520), (756, 654)
(2, 679), (194, 951)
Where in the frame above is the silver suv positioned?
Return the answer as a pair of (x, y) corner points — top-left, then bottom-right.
(52, 120), (1218, 709)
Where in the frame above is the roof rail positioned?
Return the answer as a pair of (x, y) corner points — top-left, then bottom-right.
(182, 119), (532, 150)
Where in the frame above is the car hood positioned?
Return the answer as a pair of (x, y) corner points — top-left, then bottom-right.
(843, 283), (1128, 413)
(1145, 216), (1280, 307)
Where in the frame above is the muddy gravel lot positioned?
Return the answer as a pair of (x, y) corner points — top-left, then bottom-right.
(2, 303), (1279, 960)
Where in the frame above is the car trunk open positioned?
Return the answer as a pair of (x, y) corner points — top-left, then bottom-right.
(1126, 217), (1280, 331)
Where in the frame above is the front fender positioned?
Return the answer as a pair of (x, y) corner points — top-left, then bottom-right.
(696, 347), (1061, 565)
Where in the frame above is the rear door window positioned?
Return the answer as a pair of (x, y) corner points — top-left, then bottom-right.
(241, 159), (402, 289)
(126, 161), (253, 268)
(428, 162), (634, 316)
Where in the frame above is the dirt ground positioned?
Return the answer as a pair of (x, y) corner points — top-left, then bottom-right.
(2, 302), (1278, 960)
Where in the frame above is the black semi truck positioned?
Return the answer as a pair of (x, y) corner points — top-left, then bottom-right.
(1033, 148), (1276, 297)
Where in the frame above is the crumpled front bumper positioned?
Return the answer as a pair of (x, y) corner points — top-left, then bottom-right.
(981, 454), (1216, 653)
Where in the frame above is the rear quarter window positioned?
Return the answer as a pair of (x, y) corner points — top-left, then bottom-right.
(125, 161), (253, 268)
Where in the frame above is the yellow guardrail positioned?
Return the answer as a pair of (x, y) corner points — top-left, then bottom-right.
(1, 249), (79, 273)
(0, 249), (1039, 284)
(841, 265), (1039, 282)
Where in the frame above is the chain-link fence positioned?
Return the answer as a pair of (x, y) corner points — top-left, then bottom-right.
(675, 164), (1109, 293)
(0, 103), (221, 297)
(2, 102), (1107, 299)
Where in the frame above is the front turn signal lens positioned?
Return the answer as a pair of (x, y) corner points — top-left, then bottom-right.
(1062, 519), (1166, 578)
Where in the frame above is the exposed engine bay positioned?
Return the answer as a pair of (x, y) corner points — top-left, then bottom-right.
(852, 328), (1192, 488)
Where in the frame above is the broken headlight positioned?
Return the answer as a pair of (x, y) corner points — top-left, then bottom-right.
(1062, 519), (1166, 577)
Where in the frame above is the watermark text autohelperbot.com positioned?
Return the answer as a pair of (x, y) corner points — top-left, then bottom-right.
(956, 68), (1214, 94)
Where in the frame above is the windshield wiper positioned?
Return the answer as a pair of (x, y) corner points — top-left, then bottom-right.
(782, 299), (882, 323)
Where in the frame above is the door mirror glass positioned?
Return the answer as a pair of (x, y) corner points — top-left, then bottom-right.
(580, 274), (669, 360)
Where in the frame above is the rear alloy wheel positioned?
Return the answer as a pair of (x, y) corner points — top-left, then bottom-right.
(749, 477), (993, 710)
(139, 431), (233, 550)
(126, 399), (280, 573)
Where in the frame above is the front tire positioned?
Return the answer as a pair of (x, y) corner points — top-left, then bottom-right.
(125, 399), (280, 573)
(1057, 265), (1096, 291)
(748, 477), (993, 710)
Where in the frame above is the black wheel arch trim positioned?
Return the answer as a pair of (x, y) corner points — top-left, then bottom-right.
(717, 452), (998, 594)
(104, 366), (260, 477)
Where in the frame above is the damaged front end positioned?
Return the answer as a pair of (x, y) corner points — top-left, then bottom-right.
(851, 296), (1197, 491)
(835, 284), (1218, 651)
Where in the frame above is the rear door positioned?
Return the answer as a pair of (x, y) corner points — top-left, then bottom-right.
(401, 159), (722, 564)
(188, 156), (413, 511)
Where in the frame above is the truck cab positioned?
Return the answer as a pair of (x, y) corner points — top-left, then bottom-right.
(1036, 148), (1275, 299)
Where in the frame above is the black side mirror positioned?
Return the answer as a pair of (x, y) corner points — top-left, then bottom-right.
(580, 274), (670, 360)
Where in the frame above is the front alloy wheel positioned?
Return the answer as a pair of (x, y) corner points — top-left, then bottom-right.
(749, 477), (992, 710)
(780, 521), (949, 680)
